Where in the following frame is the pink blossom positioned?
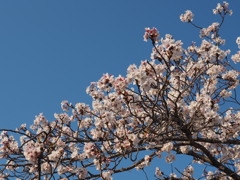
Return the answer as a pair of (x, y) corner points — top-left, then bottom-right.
(180, 10), (194, 22)
(143, 27), (160, 43)
(213, 1), (232, 15)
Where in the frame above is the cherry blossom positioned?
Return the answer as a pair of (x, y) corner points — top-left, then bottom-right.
(0, 1), (239, 180)
(180, 10), (194, 22)
(236, 37), (240, 48)
(213, 1), (232, 15)
(143, 27), (160, 43)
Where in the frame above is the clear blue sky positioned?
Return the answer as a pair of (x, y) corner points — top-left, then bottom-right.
(0, 0), (240, 179)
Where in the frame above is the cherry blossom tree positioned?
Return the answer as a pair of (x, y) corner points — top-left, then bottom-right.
(1, 2), (240, 180)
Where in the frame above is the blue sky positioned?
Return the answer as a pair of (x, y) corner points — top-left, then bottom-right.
(0, 0), (240, 179)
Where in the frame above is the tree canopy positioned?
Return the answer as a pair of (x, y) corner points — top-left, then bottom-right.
(1, 2), (240, 180)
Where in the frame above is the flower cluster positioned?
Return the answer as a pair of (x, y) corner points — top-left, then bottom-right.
(143, 27), (160, 43)
(213, 1), (233, 15)
(180, 10), (194, 22)
(200, 22), (219, 38)
(236, 37), (240, 49)
(23, 141), (41, 164)
(151, 34), (183, 61)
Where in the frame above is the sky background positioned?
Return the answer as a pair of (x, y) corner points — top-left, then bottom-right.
(0, 0), (240, 179)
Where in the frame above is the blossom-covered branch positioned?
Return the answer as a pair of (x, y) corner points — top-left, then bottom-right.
(0, 2), (240, 180)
